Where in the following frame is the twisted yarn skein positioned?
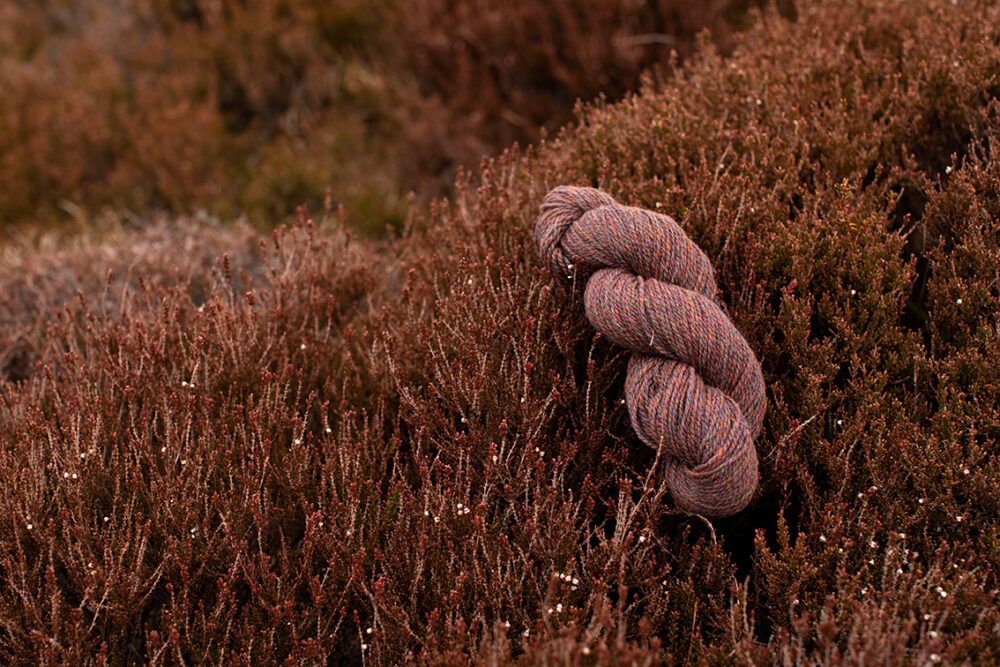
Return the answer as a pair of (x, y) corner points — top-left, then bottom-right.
(534, 186), (766, 519)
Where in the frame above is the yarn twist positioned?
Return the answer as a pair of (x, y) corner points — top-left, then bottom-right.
(534, 186), (766, 519)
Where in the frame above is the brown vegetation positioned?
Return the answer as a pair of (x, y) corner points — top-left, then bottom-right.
(0, 0), (765, 234)
(2, 0), (1000, 663)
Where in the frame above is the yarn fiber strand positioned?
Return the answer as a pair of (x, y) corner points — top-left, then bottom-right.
(534, 186), (766, 519)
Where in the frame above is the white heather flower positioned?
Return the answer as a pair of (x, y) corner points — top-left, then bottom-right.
(572, 578), (580, 585)
(819, 535), (827, 542)
(366, 627), (373, 635)
(638, 535), (646, 543)
(924, 614), (932, 621)
(300, 343), (306, 350)
(71, 473), (78, 480)
(293, 438), (302, 445)
(556, 603), (563, 612)
(325, 427), (332, 434)
(26, 523), (33, 530)
(583, 647), (591, 656)
(63, 472), (69, 479)
(918, 498), (925, 504)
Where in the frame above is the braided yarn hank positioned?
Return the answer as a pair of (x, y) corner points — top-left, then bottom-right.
(534, 186), (766, 519)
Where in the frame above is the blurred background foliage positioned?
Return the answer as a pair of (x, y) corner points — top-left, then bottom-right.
(0, 0), (783, 235)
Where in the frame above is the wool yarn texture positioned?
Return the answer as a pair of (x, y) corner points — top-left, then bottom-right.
(534, 186), (766, 519)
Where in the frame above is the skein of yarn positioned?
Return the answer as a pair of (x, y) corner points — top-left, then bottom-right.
(534, 186), (766, 519)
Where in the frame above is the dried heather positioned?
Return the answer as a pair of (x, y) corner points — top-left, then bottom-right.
(2, 0), (1000, 663)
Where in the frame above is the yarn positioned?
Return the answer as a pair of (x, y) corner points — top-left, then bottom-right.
(534, 186), (766, 519)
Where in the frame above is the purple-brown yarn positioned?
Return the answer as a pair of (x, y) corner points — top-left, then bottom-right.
(534, 186), (766, 519)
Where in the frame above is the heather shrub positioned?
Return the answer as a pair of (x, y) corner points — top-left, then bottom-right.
(0, 0), (765, 234)
(3, 0), (1000, 663)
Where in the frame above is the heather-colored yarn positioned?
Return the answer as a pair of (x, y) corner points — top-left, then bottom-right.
(534, 186), (766, 519)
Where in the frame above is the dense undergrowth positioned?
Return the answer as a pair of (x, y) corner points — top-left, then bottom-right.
(0, 0), (770, 234)
(2, 0), (1000, 663)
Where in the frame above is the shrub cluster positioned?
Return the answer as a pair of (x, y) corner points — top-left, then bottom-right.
(2, 0), (1000, 662)
(0, 0), (763, 233)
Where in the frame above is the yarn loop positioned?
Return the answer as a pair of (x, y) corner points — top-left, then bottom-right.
(535, 186), (766, 519)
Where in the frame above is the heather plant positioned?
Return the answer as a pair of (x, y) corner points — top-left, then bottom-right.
(0, 0), (762, 234)
(3, 0), (1000, 663)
